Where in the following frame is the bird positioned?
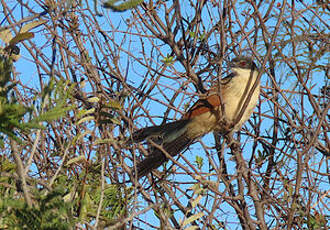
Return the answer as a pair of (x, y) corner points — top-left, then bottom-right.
(130, 56), (261, 178)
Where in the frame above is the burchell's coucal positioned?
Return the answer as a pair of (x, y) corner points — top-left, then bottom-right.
(131, 56), (260, 178)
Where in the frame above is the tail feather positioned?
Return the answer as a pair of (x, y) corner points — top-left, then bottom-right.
(135, 133), (193, 178)
(131, 120), (189, 143)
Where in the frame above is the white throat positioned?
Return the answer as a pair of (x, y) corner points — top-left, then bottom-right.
(232, 67), (258, 80)
(223, 67), (260, 129)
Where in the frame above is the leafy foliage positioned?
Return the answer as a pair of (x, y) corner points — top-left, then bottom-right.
(0, 54), (74, 145)
(103, 0), (143, 12)
(0, 55), (33, 144)
(0, 186), (75, 229)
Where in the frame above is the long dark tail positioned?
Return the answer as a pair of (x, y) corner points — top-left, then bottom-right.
(135, 134), (193, 178)
(130, 120), (193, 178)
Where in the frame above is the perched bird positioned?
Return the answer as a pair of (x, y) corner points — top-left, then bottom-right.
(131, 56), (261, 178)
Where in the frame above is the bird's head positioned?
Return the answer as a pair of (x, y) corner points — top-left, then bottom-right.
(230, 56), (258, 71)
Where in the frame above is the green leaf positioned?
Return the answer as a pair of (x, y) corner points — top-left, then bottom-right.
(95, 138), (115, 144)
(191, 194), (202, 208)
(182, 212), (204, 227)
(31, 105), (73, 123)
(199, 32), (206, 41)
(77, 116), (94, 125)
(87, 97), (99, 103)
(77, 108), (95, 119)
(103, 0), (143, 12)
(195, 156), (203, 169)
(20, 19), (47, 33)
(9, 32), (34, 46)
(66, 155), (86, 166)
(72, 130), (92, 145)
(189, 183), (203, 195)
(161, 54), (175, 66)
(106, 99), (122, 109)
(189, 31), (196, 38)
